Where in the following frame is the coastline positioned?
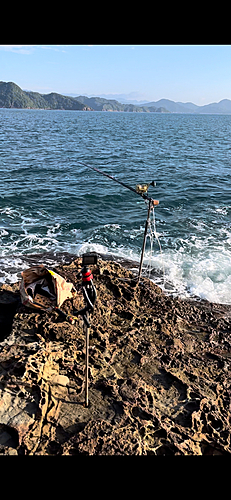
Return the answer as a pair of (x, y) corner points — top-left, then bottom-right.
(0, 253), (231, 455)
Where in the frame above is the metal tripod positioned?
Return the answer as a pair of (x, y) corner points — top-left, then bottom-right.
(138, 199), (156, 282)
(74, 257), (97, 407)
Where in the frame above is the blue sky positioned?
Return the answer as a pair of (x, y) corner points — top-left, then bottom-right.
(1, 44), (231, 105)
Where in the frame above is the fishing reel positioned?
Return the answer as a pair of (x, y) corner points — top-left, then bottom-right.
(135, 180), (156, 195)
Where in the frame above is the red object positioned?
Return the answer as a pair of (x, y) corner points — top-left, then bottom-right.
(82, 269), (93, 282)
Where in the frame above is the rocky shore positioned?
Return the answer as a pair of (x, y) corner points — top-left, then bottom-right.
(0, 254), (231, 455)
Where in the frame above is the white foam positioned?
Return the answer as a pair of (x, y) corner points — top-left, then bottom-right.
(188, 252), (231, 304)
(0, 228), (9, 236)
(104, 224), (121, 231)
(149, 243), (231, 304)
(76, 242), (109, 255)
(46, 223), (61, 237)
(0, 256), (28, 283)
(0, 204), (230, 304)
(0, 207), (21, 218)
(0, 237), (230, 304)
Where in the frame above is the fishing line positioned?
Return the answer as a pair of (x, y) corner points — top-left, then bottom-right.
(145, 204), (165, 284)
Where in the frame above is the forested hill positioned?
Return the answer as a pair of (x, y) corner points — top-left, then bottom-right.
(0, 82), (88, 110)
(2, 81), (231, 114)
(0, 81), (169, 112)
(74, 95), (169, 113)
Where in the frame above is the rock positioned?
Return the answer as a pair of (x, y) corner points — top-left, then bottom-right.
(0, 255), (231, 455)
(51, 375), (69, 387)
(7, 448), (18, 455)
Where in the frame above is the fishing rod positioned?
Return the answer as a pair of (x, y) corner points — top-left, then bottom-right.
(77, 160), (159, 281)
(77, 160), (158, 204)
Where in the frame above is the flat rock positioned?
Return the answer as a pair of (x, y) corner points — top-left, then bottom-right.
(0, 255), (230, 455)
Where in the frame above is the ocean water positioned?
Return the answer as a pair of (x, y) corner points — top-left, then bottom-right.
(0, 108), (231, 304)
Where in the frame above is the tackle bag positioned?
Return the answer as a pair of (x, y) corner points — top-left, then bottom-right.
(20, 265), (74, 310)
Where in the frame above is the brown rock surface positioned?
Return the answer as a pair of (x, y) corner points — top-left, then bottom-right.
(0, 255), (231, 455)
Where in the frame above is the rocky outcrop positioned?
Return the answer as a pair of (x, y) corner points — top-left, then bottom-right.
(0, 256), (231, 455)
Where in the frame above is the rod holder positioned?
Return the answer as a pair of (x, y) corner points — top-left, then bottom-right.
(138, 199), (159, 282)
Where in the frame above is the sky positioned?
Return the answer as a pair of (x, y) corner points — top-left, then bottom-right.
(1, 44), (231, 105)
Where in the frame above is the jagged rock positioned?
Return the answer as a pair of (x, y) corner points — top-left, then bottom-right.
(0, 256), (231, 455)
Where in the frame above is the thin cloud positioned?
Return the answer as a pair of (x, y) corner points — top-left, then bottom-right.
(0, 45), (36, 54)
(0, 45), (67, 54)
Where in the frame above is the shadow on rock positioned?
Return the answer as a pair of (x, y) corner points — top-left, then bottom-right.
(0, 285), (21, 341)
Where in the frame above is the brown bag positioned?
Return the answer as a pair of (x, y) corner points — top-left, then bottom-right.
(20, 265), (74, 310)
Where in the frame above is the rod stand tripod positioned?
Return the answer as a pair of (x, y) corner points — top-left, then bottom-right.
(77, 162), (160, 285)
(74, 254), (97, 407)
(138, 198), (159, 283)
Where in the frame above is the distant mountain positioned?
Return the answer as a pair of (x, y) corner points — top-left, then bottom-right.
(1, 82), (231, 114)
(75, 95), (123, 111)
(141, 98), (231, 114)
(0, 82), (89, 110)
(176, 102), (200, 112)
(38, 92), (86, 110)
(195, 99), (231, 114)
(58, 93), (150, 105)
(0, 82), (169, 113)
(88, 94), (150, 105)
(0, 81), (35, 108)
(142, 99), (192, 113)
(74, 95), (169, 113)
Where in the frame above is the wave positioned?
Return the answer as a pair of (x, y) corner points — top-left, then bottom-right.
(0, 205), (230, 304)
(1, 241), (230, 306)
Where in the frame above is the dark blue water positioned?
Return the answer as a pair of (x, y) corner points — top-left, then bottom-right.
(0, 109), (231, 303)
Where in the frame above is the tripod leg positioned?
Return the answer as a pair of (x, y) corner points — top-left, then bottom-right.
(138, 200), (152, 282)
(84, 311), (90, 407)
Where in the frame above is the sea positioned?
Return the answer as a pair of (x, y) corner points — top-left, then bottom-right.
(0, 108), (231, 304)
